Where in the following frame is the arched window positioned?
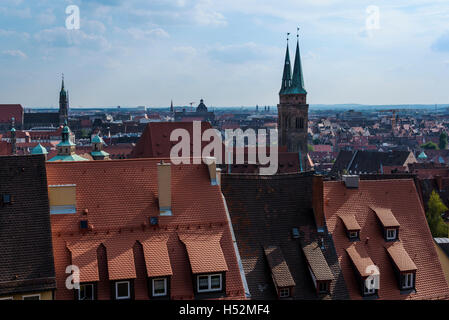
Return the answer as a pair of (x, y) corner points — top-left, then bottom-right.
(295, 118), (300, 129)
(299, 117), (304, 129)
(284, 116), (289, 129)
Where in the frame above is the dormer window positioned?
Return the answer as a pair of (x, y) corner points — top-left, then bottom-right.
(372, 207), (400, 242)
(339, 215), (361, 241)
(386, 229), (397, 241)
(386, 242), (417, 291)
(279, 288), (290, 298)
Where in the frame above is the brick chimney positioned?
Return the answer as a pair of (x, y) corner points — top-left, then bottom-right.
(312, 175), (325, 232)
(157, 160), (172, 216)
(204, 157), (218, 185)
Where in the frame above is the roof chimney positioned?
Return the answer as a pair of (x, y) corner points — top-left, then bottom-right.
(204, 157), (218, 186)
(312, 175), (325, 232)
(216, 168), (222, 186)
(342, 175), (359, 188)
(157, 160), (172, 216)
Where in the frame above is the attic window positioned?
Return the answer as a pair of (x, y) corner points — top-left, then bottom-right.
(386, 229), (397, 241)
(372, 207), (400, 241)
(2, 194), (11, 204)
(339, 215), (361, 241)
(80, 220), (89, 229)
(279, 288), (290, 298)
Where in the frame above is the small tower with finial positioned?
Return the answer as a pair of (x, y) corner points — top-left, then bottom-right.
(10, 117), (16, 155)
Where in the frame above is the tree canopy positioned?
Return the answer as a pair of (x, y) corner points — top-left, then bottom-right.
(426, 190), (449, 237)
(439, 132), (448, 150)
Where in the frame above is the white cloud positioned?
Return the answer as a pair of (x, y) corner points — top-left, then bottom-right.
(2, 49), (27, 58)
(127, 27), (169, 40)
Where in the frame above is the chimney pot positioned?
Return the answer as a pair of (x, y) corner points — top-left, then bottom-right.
(157, 161), (172, 216)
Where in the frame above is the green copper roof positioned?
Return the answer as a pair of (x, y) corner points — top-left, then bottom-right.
(418, 151), (427, 159)
(290, 39), (307, 95)
(57, 140), (76, 147)
(31, 143), (48, 155)
(279, 43), (292, 95)
(48, 154), (89, 162)
(91, 151), (110, 157)
(10, 127), (16, 132)
(92, 135), (104, 144)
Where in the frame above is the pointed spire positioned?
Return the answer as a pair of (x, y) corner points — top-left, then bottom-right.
(170, 99), (174, 113)
(61, 73), (65, 91)
(280, 33), (292, 95)
(291, 27), (307, 95)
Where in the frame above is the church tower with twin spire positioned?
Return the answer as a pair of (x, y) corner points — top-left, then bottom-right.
(278, 31), (309, 171)
(59, 74), (69, 125)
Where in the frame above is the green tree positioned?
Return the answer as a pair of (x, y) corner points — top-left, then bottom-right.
(421, 141), (439, 150)
(308, 144), (314, 152)
(439, 132), (448, 150)
(426, 190), (449, 237)
(313, 138), (320, 145)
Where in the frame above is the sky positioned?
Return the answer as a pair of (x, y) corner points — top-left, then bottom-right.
(0, 0), (449, 108)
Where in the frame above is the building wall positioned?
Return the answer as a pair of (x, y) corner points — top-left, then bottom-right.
(434, 243), (449, 288)
(0, 290), (53, 300)
(278, 95), (309, 170)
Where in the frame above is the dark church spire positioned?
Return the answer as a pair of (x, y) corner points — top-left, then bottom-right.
(279, 33), (292, 95)
(59, 73), (69, 125)
(291, 28), (307, 95)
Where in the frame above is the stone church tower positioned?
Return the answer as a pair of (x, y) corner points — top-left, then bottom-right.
(278, 34), (309, 171)
(59, 74), (69, 125)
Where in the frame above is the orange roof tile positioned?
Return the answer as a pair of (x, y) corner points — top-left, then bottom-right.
(386, 242), (417, 272)
(48, 158), (245, 300)
(104, 238), (137, 280)
(179, 231), (228, 274)
(141, 236), (173, 278)
(346, 244), (377, 277)
(371, 207), (400, 228)
(324, 179), (449, 300)
(339, 215), (361, 231)
(67, 240), (101, 282)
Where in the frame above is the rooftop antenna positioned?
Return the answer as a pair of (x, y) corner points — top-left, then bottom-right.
(189, 102), (195, 112)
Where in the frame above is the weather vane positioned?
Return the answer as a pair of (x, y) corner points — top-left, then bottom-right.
(297, 27), (300, 38)
(287, 32), (290, 42)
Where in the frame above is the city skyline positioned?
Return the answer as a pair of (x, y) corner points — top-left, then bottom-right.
(1, 0), (449, 108)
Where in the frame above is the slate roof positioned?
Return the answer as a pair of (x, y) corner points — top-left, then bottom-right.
(47, 158), (245, 300)
(0, 155), (56, 296)
(221, 172), (349, 300)
(434, 238), (449, 258)
(331, 150), (414, 175)
(324, 179), (449, 300)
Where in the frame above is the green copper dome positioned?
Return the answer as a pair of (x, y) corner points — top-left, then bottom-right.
(92, 135), (104, 144)
(31, 143), (48, 155)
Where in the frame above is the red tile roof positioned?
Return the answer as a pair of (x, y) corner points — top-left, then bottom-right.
(371, 207), (400, 228)
(47, 158), (245, 300)
(179, 231), (228, 274)
(324, 179), (449, 300)
(0, 104), (23, 124)
(339, 215), (361, 231)
(67, 240), (101, 282)
(386, 241), (417, 272)
(141, 236), (173, 277)
(105, 238), (137, 280)
(346, 244), (377, 277)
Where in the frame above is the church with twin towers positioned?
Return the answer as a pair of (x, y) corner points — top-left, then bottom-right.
(277, 31), (310, 171)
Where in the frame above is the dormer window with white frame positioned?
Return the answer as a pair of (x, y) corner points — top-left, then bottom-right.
(115, 281), (131, 300)
(386, 228), (397, 241)
(339, 215), (361, 241)
(197, 274), (222, 293)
